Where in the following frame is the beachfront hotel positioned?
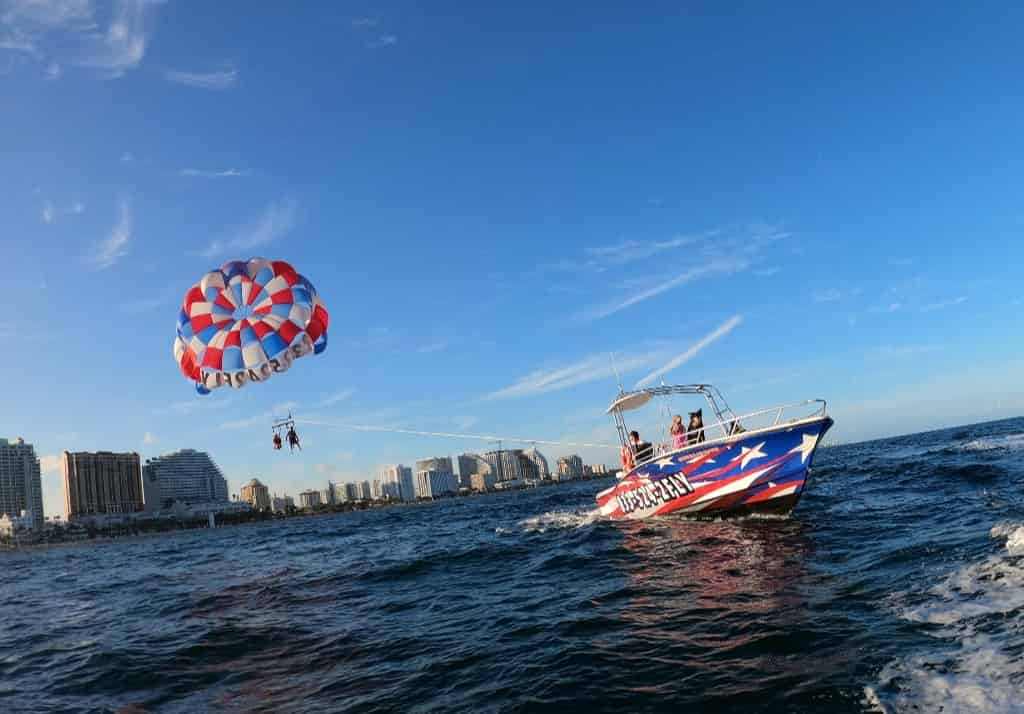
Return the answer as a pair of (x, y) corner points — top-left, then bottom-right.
(142, 449), (229, 508)
(240, 478), (271, 511)
(63, 451), (144, 520)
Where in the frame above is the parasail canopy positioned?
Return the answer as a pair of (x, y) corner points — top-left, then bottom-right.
(173, 257), (329, 394)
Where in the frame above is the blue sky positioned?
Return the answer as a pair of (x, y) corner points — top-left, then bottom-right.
(3, 1), (1022, 518)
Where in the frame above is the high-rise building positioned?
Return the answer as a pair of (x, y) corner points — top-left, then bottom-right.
(415, 456), (456, 498)
(344, 482), (360, 501)
(416, 457), (453, 476)
(378, 465), (418, 500)
(591, 464), (608, 475)
(63, 451), (144, 520)
(332, 482), (348, 503)
(415, 469), (458, 499)
(483, 450), (521, 483)
(240, 478), (270, 510)
(359, 480), (373, 500)
(298, 490), (321, 509)
(524, 447), (550, 479)
(142, 449), (229, 509)
(517, 451), (540, 481)
(323, 481), (337, 506)
(556, 454), (584, 481)
(0, 438), (44, 530)
(457, 454), (492, 489)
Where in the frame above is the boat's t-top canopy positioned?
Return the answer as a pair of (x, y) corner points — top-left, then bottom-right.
(607, 383), (829, 464)
(608, 384), (735, 420)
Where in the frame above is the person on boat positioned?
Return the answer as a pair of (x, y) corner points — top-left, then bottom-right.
(630, 430), (654, 463)
(286, 426), (301, 452)
(272, 432), (282, 450)
(670, 415), (686, 449)
(620, 442), (635, 473)
(687, 410), (706, 445)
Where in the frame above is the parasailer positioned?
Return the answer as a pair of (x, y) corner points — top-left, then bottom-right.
(173, 257), (329, 395)
(286, 425), (301, 452)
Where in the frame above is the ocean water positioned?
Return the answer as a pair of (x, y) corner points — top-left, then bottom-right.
(2, 418), (1024, 713)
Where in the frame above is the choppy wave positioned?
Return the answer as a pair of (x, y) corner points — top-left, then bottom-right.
(3, 416), (1024, 713)
(869, 522), (1024, 713)
(957, 432), (1024, 453)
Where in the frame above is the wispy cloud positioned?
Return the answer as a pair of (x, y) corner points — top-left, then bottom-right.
(583, 259), (748, 320)
(351, 17), (377, 27)
(178, 167), (250, 178)
(921, 296), (967, 312)
(887, 302), (901, 313)
(143, 431), (158, 445)
(416, 340), (448, 354)
(2, 0), (94, 27)
(865, 344), (944, 360)
(367, 34), (396, 48)
(635, 314), (744, 388)
(72, 0), (154, 77)
(317, 389), (353, 408)
(163, 62), (238, 90)
(120, 151), (134, 163)
(2, 0), (159, 79)
(483, 351), (659, 401)
(84, 196), (131, 270)
(815, 288), (841, 303)
(754, 266), (781, 277)
(197, 198), (297, 258)
(40, 197), (85, 223)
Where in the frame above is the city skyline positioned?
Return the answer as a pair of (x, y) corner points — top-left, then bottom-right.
(2, 435), (606, 520)
(4, 3), (1023, 520)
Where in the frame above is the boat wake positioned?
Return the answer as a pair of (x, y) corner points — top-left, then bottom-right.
(957, 432), (1024, 453)
(497, 509), (604, 535)
(866, 522), (1024, 713)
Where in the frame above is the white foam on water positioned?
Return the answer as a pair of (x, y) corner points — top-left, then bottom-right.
(513, 508), (602, 534)
(868, 523), (1024, 713)
(958, 432), (1024, 453)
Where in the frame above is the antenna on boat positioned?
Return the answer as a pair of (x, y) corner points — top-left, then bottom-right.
(610, 352), (623, 393)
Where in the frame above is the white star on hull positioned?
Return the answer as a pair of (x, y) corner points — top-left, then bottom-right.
(789, 432), (819, 463)
(731, 441), (767, 469)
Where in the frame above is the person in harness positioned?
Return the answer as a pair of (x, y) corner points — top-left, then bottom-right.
(272, 432), (283, 450)
(286, 426), (301, 452)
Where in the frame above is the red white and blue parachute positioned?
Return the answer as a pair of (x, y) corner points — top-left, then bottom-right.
(173, 257), (329, 394)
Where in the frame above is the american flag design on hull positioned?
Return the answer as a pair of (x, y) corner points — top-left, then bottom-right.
(596, 417), (834, 520)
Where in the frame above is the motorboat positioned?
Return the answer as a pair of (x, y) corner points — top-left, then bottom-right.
(596, 384), (833, 519)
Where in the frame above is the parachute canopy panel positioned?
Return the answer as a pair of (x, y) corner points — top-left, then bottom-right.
(173, 257), (329, 394)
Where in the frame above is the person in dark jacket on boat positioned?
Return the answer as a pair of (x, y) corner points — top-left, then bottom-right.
(630, 430), (654, 464)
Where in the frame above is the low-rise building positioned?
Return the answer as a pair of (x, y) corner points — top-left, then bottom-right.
(470, 471), (497, 492)
(240, 478), (271, 511)
(271, 494), (294, 513)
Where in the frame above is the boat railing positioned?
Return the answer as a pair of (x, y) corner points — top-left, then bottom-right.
(638, 399), (828, 466)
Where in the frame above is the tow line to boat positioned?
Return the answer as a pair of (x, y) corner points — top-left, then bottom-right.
(293, 418), (618, 450)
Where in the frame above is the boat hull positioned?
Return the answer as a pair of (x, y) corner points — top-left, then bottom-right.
(596, 417), (833, 520)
